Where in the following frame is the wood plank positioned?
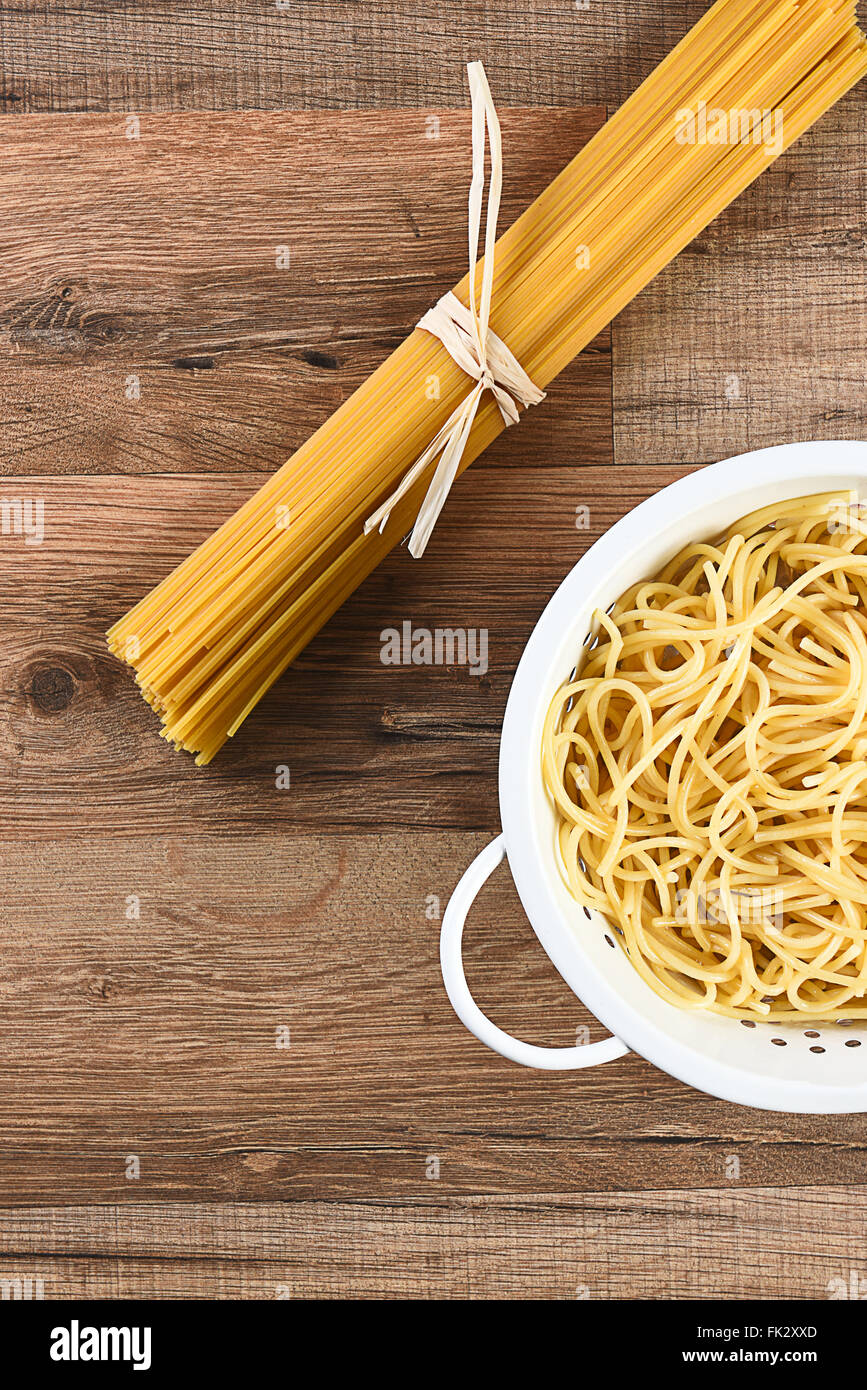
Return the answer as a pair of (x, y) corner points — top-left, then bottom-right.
(0, 466), (688, 835)
(1, 4), (865, 1259)
(0, 107), (610, 476)
(0, 2), (711, 114)
(613, 94), (867, 464)
(0, 828), (865, 1205)
(0, 1188), (865, 1298)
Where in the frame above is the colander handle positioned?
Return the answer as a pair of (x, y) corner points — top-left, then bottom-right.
(440, 833), (629, 1070)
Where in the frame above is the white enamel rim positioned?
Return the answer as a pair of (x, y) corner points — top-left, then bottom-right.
(442, 440), (867, 1112)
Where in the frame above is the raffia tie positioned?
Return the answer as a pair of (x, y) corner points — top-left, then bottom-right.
(363, 61), (546, 560)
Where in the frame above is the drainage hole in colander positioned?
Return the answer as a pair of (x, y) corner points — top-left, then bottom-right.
(845, 1039), (862, 1048)
(809, 1045), (825, 1054)
(582, 906), (591, 920)
(604, 933), (615, 948)
(804, 1030), (820, 1038)
(771, 1037), (787, 1046)
(565, 667), (577, 712)
(740, 1020), (756, 1028)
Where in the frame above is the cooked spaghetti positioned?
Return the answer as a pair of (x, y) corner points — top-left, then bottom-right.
(109, 0), (867, 763)
(542, 492), (867, 1020)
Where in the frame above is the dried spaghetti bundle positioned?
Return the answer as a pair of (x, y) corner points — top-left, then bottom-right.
(108, 0), (867, 763)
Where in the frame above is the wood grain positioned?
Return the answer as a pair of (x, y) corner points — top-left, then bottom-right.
(0, 1), (712, 114)
(613, 93), (867, 463)
(0, 107), (610, 476)
(0, 826), (866, 1205)
(0, 1188), (864, 1298)
(0, 467), (680, 835)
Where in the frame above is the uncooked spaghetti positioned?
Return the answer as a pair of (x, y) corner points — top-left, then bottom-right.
(542, 492), (867, 1020)
(108, 0), (867, 764)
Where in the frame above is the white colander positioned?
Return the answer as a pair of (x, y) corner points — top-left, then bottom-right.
(440, 440), (867, 1112)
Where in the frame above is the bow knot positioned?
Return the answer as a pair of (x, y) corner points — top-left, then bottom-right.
(363, 62), (545, 559)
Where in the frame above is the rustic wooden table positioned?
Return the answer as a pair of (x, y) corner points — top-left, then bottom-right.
(0, 1), (865, 1300)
